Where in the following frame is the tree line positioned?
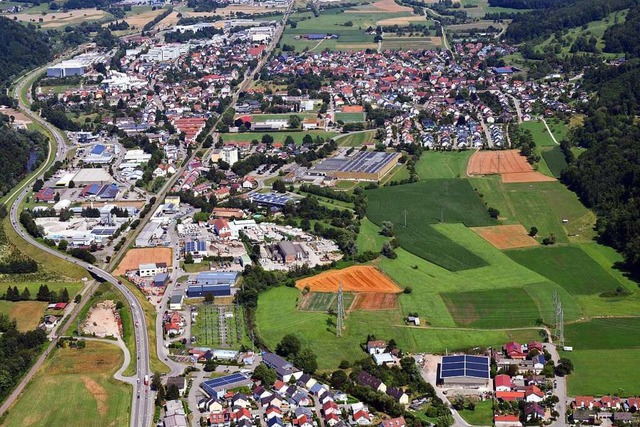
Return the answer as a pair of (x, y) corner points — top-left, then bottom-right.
(2, 285), (70, 303)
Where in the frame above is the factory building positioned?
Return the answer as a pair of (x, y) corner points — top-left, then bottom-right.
(186, 271), (238, 297)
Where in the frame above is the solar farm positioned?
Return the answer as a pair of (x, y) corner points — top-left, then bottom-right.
(312, 151), (402, 181)
(190, 304), (247, 348)
(201, 372), (253, 396)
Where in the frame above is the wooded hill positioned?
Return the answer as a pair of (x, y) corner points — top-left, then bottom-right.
(0, 17), (51, 87)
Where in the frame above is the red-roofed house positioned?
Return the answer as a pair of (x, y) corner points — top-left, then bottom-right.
(35, 187), (55, 202)
(494, 374), (512, 392)
(367, 340), (387, 354)
(380, 417), (406, 427)
(353, 409), (373, 425)
(248, 45), (266, 57)
(528, 341), (543, 353)
(525, 385), (544, 403)
(628, 397), (640, 410)
(601, 396), (622, 410)
(324, 413), (340, 426)
(574, 396), (596, 409)
(494, 414), (522, 427)
(505, 341), (526, 359)
(213, 218), (231, 239)
(495, 391), (525, 402)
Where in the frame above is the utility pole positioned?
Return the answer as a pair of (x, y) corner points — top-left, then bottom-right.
(403, 210), (407, 227)
(336, 282), (344, 338)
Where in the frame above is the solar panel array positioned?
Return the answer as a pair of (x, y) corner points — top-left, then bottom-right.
(251, 193), (293, 207)
(338, 151), (398, 174)
(441, 355), (489, 379)
(201, 372), (250, 396)
(91, 227), (116, 236)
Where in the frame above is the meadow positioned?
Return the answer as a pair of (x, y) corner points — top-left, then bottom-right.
(220, 131), (337, 146)
(2, 341), (131, 427)
(414, 150), (473, 180)
(0, 300), (48, 331)
(335, 112), (365, 123)
(336, 130), (377, 147)
(520, 120), (558, 147)
(566, 349), (640, 397)
(355, 217), (389, 253)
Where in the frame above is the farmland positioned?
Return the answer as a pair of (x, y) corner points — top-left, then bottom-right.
(190, 304), (248, 349)
(296, 266), (401, 293)
(541, 146), (568, 178)
(299, 292), (356, 311)
(366, 179), (497, 270)
(415, 150), (473, 180)
(0, 300), (48, 331)
(2, 341), (131, 427)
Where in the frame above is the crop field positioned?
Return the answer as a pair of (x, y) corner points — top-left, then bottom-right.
(367, 179), (496, 270)
(0, 300), (48, 331)
(5, 9), (108, 28)
(541, 146), (568, 178)
(566, 349), (640, 396)
(507, 246), (626, 295)
(256, 286), (541, 369)
(351, 293), (398, 310)
(124, 8), (164, 28)
(415, 150), (473, 180)
(299, 292), (356, 311)
(335, 112), (365, 123)
(2, 341), (131, 427)
(114, 247), (173, 275)
(337, 130), (377, 147)
(190, 304), (247, 348)
(564, 318), (640, 350)
(382, 37), (442, 50)
(441, 288), (541, 328)
(296, 266), (401, 293)
(467, 149), (556, 183)
(471, 224), (538, 249)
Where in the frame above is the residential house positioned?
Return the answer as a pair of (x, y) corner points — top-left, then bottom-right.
(199, 397), (224, 413)
(574, 396), (596, 409)
(524, 385), (544, 403)
(265, 405), (282, 420)
(495, 374), (512, 392)
(262, 352), (303, 382)
(231, 393), (251, 408)
(386, 387), (409, 405)
(357, 371), (387, 393)
(494, 414), (523, 427)
(495, 391), (525, 402)
(380, 417), (406, 427)
(367, 340), (387, 354)
(524, 402), (545, 421)
(504, 341), (526, 359)
(166, 376), (187, 396)
(353, 409), (373, 425)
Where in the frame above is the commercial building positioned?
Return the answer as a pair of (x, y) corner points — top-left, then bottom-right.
(139, 262), (167, 277)
(249, 192), (296, 208)
(46, 60), (86, 77)
(123, 149), (152, 165)
(221, 146), (239, 166)
(201, 372), (253, 398)
(439, 355), (491, 388)
(135, 221), (165, 247)
(186, 271), (239, 297)
(310, 151), (401, 181)
(72, 168), (113, 185)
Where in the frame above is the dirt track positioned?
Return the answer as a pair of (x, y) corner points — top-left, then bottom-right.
(295, 266), (401, 293)
(114, 247), (173, 275)
(472, 224), (539, 250)
(467, 150), (555, 183)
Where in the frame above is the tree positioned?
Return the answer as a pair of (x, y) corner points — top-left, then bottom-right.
(555, 358), (573, 376)
(381, 242), (397, 259)
(488, 207), (500, 218)
(36, 284), (51, 301)
(542, 233), (556, 245)
(184, 252), (194, 264)
(339, 360), (351, 369)
(20, 287), (31, 301)
(253, 363), (277, 387)
(68, 180), (75, 188)
(59, 288), (70, 303)
(331, 369), (348, 389)
(300, 218), (311, 231)
(275, 334), (301, 358)
(284, 135), (295, 146)
(381, 221), (395, 237)
(74, 294), (81, 304)
(272, 179), (286, 194)
(54, 192), (60, 202)
(151, 372), (163, 391)
(165, 384), (180, 400)
(261, 134), (274, 147)
(58, 239), (68, 251)
(529, 226), (538, 237)
(204, 293), (215, 303)
(288, 115), (302, 129)
(294, 348), (318, 374)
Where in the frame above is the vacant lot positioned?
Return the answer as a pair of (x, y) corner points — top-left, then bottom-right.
(114, 247), (173, 275)
(0, 300), (48, 331)
(334, 112), (365, 123)
(299, 292), (356, 311)
(472, 224), (538, 249)
(442, 287), (541, 328)
(367, 179), (496, 270)
(520, 120), (558, 147)
(468, 150), (555, 183)
(2, 341), (131, 427)
(507, 246), (626, 295)
(296, 266), (401, 293)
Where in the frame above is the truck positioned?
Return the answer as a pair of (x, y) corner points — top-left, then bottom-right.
(144, 375), (149, 385)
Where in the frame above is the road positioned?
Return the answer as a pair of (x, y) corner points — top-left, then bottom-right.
(505, 93), (523, 124)
(541, 117), (560, 145)
(544, 342), (568, 426)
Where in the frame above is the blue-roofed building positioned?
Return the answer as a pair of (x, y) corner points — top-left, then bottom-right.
(97, 183), (119, 200)
(186, 271), (238, 297)
(185, 240), (208, 256)
(91, 144), (106, 155)
(201, 372), (253, 398)
(249, 192), (297, 208)
(439, 355), (490, 387)
(80, 183), (102, 197)
(305, 34), (326, 40)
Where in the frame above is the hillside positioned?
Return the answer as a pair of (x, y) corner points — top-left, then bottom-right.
(0, 17), (51, 86)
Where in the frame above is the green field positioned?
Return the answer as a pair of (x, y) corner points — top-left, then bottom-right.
(415, 150), (473, 180)
(382, 37), (440, 50)
(335, 112), (365, 123)
(0, 281), (83, 301)
(520, 120), (558, 147)
(0, 300), (48, 331)
(220, 131), (337, 146)
(190, 304), (248, 348)
(507, 246), (626, 295)
(441, 288), (541, 328)
(256, 286), (541, 370)
(355, 217), (388, 253)
(566, 349), (640, 397)
(457, 399), (494, 426)
(541, 146), (568, 178)
(367, 179), (497, 270)
(2, 341), (131, 427)
(564, 318), (640, 350)
(336, 130), (377, 147)
(301, 292), (356, 311)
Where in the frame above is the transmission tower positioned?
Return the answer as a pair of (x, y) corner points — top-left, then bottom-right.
(336, 283), (345, 337)
(558, 309), (565, 347)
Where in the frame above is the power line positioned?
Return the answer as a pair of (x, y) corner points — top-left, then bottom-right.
(336, 282), (345, 338)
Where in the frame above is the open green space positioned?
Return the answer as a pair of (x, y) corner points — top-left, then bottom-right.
(564, 318), (640, 350)
(565, 349), (640, 397)
(2, 340), (131, 427)
(457, 399), (494, 426)
(336, 130), (376, 147)
(301, 292), (356, 311)
(441, 287), (541, 328)
(415, 150), (473, 180)
(507, 246), (626, 295)
(520, 120), (557, 147)
(220, 131), (337, 146)
(335, 112), (365, 123)
(367, 179), (497, 270)
(355, 217), (388, 254)
(541, 146), (568, 178)
(181, 261), (211, 273)
(190, 304), (248, 349)
(256, 286), (541, 370)
(0, 281), (83, 301)
(382, 37), (440, 50)
(0, 300), (48, 331)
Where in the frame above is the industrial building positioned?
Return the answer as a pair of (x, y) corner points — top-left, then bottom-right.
(135, 222), (165, 247)
(201, 372), (253, 397)
(249, 192), (297, 208)
(310, 151), (401, 181)
(268, 241), (308, 263)
(72, 168), (113, 185)
(46, 60), (86, 77)
(139, 262), (167, 277)
(123, 149), (152, 165)
(439, 355), (491, 388)
(186, 271), (239, 297)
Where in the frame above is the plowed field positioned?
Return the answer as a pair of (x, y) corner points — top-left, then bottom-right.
(467, 150), (555, 183)
(351, 293), (398, 310)
(472, 224), (539, 249)
(295, 266), (401, 293)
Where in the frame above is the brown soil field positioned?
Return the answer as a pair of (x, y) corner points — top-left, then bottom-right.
(6, 9), (107, 28)
(376, 15), (427, 25)
(467, 150), (556, 183)
(472, 224), (539, 250)
(0, 107), (31, 124)
(155, 11), (180, 29)
(346, 0), (413, 13)
(81, 376), (108, 416)
(351, 293), (398, 310)
(124, 8), (163, 28)
(0, 301), (48, 331)
(114, 247), (173, 275)
(295, 265), (401, 293)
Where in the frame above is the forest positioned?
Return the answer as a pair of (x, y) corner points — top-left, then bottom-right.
(0, 18), (51, 87)
(602, 3), (640, 57)
(0, 114), (48, 198)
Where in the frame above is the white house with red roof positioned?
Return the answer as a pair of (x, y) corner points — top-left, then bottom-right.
(494, 374), (512, 392)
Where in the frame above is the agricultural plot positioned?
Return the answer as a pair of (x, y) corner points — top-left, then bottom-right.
(296, 266), (401, 293)
(415, 150), (473, 180)
(351, 293), (398, 310)
(367, 179), (496, 270)
(0, 300), (48, 331)
(299, 292), (356, 311)
(2, 341), (131, 427)
(335, 112), (365, 123)
(337, 130), (377, 147)
(472, 224), (538, 250)
(190, 304), (246, 348)
(467, 149), (555, 183)
(541, 146), (568, 178)
(507, 246), (626, 295)
(382, 37), (442, 50)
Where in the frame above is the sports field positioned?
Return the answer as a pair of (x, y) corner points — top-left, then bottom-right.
(114, 247), (173, 275)
(468, 150), (556, 183)
(367, 179), (497, 270)
(0, 300), (48, 331)
(190, 304), (247, 348)
(296, 266), (401, 293)
(472, 224), (538, 249)
(299, 292), (356, 311)
(2, 341), (131, 427)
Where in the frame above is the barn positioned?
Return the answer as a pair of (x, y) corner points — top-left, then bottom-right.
(439, 355), (490, 388)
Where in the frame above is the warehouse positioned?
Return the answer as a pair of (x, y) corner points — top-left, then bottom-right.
(46, 60), (86, 77)
(201, 372), (252, 397)
(310, 151), (401, 181)
(72, 168), (113, 185)
(249, 192), (297, 208)
(135, 222), (165, 247)
(186, 271), (239, 297)
(439, 355), (491, 388)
